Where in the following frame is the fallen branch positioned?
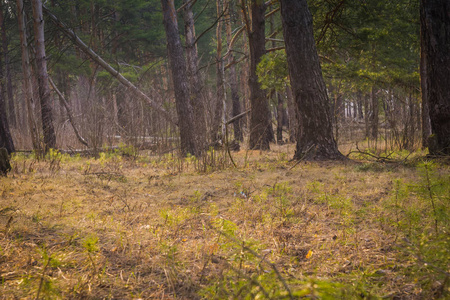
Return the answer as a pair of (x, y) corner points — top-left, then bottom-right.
(346, 143), (397, 163)
(225, 109), (250, 125)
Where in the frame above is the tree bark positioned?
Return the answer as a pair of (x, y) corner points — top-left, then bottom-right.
(161, 0), (199, 156)
(0, 48), (14, 154)
(17, 0), (40, 151)
(247, 0), (270, 150)
(280, 0), (344, 160)
(420, 0), (449, 155)
(226, 0), (243, 142)
(211, 0), (226, 143)
(32, 0), (56, 152)
(0, 4), (15, 128)
(183, 0), (207, 147)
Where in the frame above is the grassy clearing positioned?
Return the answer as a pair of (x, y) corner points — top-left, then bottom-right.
(0, 145), (448, 299)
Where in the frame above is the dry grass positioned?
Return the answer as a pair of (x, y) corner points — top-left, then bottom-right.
(0, 144), (448, 299)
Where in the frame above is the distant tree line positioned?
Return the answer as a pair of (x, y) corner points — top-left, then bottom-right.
(0, 0), (448, 161)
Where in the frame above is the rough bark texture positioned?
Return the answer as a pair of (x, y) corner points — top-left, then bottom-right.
(161, 0), (199, 156)
(420, 0), (449, 155)
(0, 4), (13, 154)
(17, 0), (40, 151)
(0, 4), (15, 128)
(183, 0), (207, 148)
(226, 0), (243, 142)
(32, 0), (56, 151)
(248, 0), (270, 150)
(0, 63), (14, 154)
(281, 0), (344, 160)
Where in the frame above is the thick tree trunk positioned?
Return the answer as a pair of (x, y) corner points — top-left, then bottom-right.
(0, 4), (15, 128)
(0, 2), (13, 153)
(0, 55), (14, 154)
(161, 0), (199, 156)
(32, 0), (56, 152)
(183, 0), (207, 147)
(226, 0), (243, 142)
(248, 0), (270, 150)
(420, 0), (449, 155)
(17, 0), (40, 151)
(280, 0), (344, 160)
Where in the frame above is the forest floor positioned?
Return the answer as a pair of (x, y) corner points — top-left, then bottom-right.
(0, 144), (448, 299)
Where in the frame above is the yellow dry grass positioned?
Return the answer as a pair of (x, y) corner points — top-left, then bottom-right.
(0, 145), (448, 299)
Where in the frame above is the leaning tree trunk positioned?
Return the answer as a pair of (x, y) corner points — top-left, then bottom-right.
(247, 0), (270, 150)
(183, 0), (207, 148)
(280, 0), (344, 160)
(161, 0), (199, 156)
(32, 0), (56, 152)
(420, 0), (449, 155)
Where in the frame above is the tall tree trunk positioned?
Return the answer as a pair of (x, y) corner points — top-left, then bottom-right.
(420, 39), (432, 149)
(276, 93), (284, 143)
(356, 90), (364, 120)
(226, 0), (243, 142)
(364, 93), (369, 138)
(370, 86), (378, 140)
(32, 0), (56, 151)
(247, 0), (270, 150)
(212, 0), (225, 143)
(0, 4), (15, 128)
(420, 0), (448, 152)
(161, 0), (199, 156)
(183, 0), (207, 147)
(17, 0), (40, 151)
(0, 41), (14, 154)
(280, 0), (344, 160)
